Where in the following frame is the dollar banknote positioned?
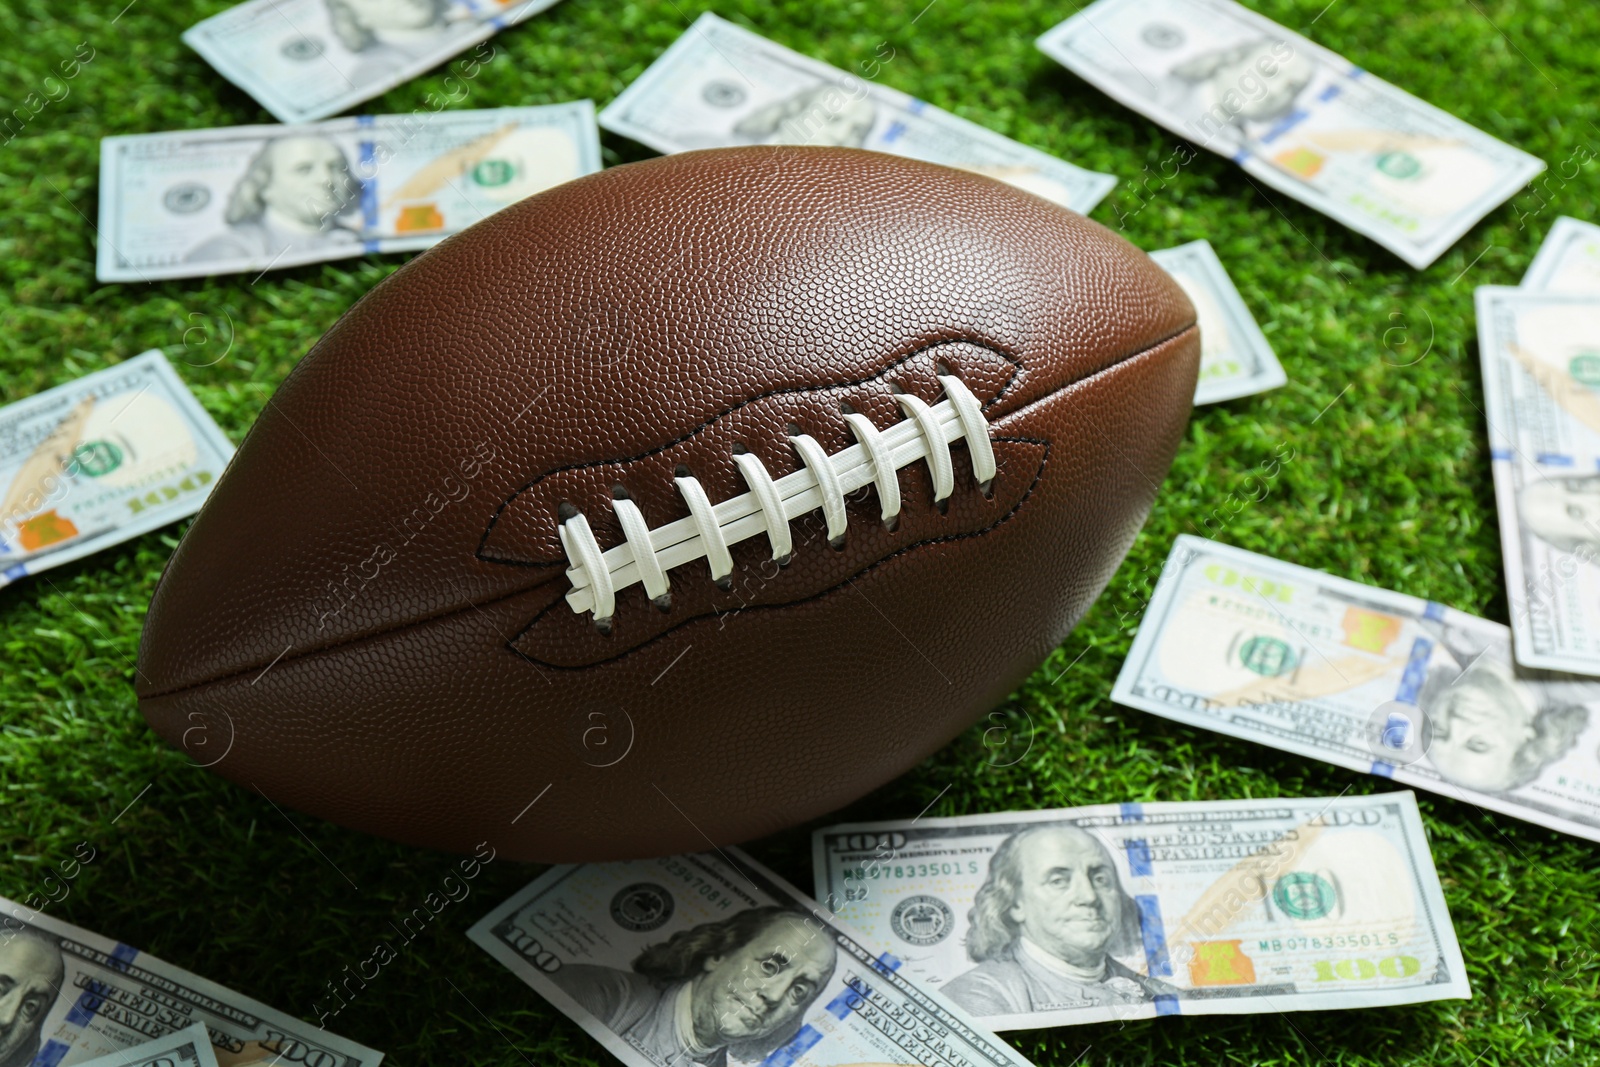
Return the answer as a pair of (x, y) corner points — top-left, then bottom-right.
(1036, 0), (1543, 269)
(600, 12), (1117, 214)
(0, 895), (382, 1067)
(0, 351), (234, 589)
(1113, 536), (1600, 841)
(468, 848), (1046, 1067)
(1148, 239), (1285, 404)
(97, 103), (599, 282)
(73, 1023), (220, 1067)
(1522, 216), (1600, 292)
(1476, 286), (1600, 677)
(184, 0), (561, 125)
(813, 792), (1468, 1030)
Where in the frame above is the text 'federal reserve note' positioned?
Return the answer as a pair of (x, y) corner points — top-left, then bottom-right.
(601, 12), (1116, 214)
(1113, 536), (1600, 841)
(0, 894), (382, 1067)
(1148, 239), (1285, 404)
(97, 103), (599, 282)
(1036, 0), (1542, 268)
(468, 848), (1043, 1067)
(0, 351), (234, 589)
(813, 793), (1467, 1030)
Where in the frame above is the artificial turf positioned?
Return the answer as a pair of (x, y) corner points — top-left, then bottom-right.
(2, 0), (1598, 1064)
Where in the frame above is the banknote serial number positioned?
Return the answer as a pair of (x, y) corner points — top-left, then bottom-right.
(841, 861), (979, 880)
(661, 857), (734, 909)
(1259, 932), (1402, 953)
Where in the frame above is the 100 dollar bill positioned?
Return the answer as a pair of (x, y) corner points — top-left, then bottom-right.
(469, 848), (1045, 1067)
(0, 895), (381, 1067)
(1476, 287), (1600, 676)
(1037, 0), (1543, 268)
(1148, 239), (1285, 404)
(73, 1023), (220, 1067)
(97, 103), (599, 282)
(1522, 215), (1600, 292)
(1, 351), (234, 589)
(1113, 536), (1600, 841)
(814, 793), (1467, 1030)
(184, 0), (561, 125)
(601, 13), (1116, 214)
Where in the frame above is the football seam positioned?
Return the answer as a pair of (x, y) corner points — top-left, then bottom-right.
(474, 333), (1026, 568)
(138, 322), (1197, 702)
(506, 433), (1051, 670)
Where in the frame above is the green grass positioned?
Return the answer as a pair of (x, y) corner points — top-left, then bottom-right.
(2, 0), (1598, 1064)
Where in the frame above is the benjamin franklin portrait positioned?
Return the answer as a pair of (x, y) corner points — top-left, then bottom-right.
(184, 135), (362, 265)
(323, 0), (478, 83)
(732, 86), (876, 149)
(550, 905), (837, 1067)
(1518, 475), (1600, 560)
(0, 929), (65, 1067)
(942, 825), (1175, 1016)
(326, 0), (449, 48)
(1416, 627), (1589, 794)
(1161, 37), (1315, 153)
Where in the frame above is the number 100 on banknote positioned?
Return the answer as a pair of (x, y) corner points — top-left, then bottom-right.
(1113, 536), (1600, 842)
(814, 794), (1468, 1030)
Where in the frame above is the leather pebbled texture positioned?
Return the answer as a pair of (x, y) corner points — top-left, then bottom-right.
(136, 146), (1200, 861)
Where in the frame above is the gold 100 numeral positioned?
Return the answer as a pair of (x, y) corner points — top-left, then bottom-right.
(125, 470), (213, 515)
(1312, 955), (1421, 981)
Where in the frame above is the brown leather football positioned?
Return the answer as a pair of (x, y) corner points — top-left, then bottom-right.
(136, 147), (1199, 861)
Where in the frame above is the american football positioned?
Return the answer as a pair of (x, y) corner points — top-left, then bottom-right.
(135, 146), (1199, 861)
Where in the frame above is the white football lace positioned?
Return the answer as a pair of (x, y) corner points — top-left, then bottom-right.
(557, 374), (996, 632)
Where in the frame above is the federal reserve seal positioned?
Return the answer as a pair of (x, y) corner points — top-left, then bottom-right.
(281, 36), (324, 61)
(889, 895), (953, 946)
(162, 183), (210, 214)
(701, 80), (746, 108)
(1140, 23), (1185, 49)
(610, 882), (674, 932)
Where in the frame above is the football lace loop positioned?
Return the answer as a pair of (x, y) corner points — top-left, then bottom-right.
(557, 374), (998, 632)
